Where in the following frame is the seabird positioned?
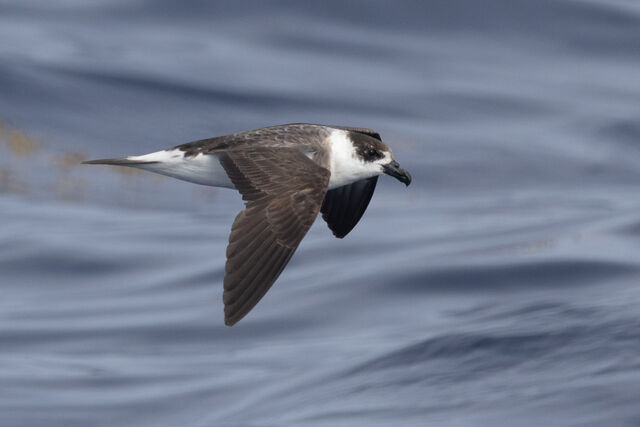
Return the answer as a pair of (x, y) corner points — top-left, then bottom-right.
(84, 123), (411, 325)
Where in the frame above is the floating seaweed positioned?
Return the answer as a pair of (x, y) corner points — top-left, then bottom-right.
(6, 130), (39, 157)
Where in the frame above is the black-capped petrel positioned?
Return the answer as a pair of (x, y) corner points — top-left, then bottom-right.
(84, 123), (411, 325)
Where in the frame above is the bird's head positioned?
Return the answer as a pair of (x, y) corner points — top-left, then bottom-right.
(350, 132), (412, 186)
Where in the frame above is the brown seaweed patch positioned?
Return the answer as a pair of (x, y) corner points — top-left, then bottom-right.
(56, 152), (87, 171)
(7, 131), (39, 157)
(113, 165), (145, 176)
(54, 152), (88, 200)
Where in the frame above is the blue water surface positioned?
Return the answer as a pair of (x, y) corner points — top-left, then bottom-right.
(1, 1), (640, 426)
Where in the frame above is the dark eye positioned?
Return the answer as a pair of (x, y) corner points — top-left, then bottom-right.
(366, 148), (381, 159)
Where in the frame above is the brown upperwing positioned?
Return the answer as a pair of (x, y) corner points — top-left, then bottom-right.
(218, 147), (330, 326)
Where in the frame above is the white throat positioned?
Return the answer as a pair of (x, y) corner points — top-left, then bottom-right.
(327, 129), (380, 189)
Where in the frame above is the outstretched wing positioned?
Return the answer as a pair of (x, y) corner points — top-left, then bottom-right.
(321, 176), (378, 238)
(218, 148), (330, 326)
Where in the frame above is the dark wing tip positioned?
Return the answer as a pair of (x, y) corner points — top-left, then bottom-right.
(224, 315), (238, 327)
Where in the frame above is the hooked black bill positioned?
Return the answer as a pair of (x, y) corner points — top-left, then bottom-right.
(383, 160), (411, 186)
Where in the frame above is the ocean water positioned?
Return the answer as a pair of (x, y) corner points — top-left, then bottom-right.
(1, 1), (640, 426)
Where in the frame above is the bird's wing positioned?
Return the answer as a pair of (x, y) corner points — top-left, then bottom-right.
(320, 176), (378, 238)
(218, 147), (330, 326)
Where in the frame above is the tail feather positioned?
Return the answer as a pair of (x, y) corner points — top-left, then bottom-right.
(82, 158), (159, 166)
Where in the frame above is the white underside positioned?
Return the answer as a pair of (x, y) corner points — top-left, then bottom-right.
(128, 151), (234, 188)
